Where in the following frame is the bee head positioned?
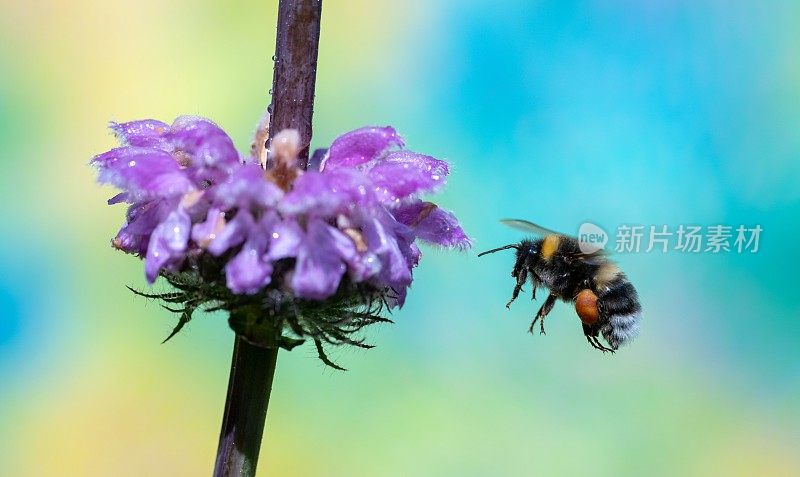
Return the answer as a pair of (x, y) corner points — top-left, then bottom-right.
(522, 238), (540, 256)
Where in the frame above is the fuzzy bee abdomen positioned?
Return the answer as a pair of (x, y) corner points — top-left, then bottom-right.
(595, 274), (641, 349)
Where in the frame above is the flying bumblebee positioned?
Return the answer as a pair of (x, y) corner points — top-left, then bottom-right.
(478, 219), (641, 352)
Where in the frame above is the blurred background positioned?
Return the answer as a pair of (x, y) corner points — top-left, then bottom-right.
(1, 0), (799, 475)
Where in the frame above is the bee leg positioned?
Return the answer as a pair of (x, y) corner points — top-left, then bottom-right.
(530, 272), (544, 301)
(585, 334), (615, 354)
(506, 267), (528, 309)
(594, 337), (615, 353)
(529, 293), (557, 335)
(593, 333), (617, 353)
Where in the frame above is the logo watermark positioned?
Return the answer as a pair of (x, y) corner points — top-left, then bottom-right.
(577, 222), (608, 254)
(576, 223), (762, 254)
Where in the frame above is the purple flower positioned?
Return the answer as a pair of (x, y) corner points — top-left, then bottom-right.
(321, 126), (403, 169)
(145, 208), (191, 282)
(292, 219), (355, 299)
(393, 201), (471, 250)
(367, 151), (449, 205)
(93, 116), (470, 309)
(225, 213), (276, 294)
(92, 147), (195, 201)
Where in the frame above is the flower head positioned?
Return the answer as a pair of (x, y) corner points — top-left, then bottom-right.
(93, 116), (470, 365)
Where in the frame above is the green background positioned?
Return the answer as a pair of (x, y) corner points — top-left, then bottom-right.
(1, 1), (798, 475)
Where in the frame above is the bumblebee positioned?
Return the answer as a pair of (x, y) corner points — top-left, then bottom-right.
(479, 219), (641, 352)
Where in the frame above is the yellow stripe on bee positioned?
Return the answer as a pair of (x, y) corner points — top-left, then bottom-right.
(541, 234), (560, 261)
(594, 262), (621, 289)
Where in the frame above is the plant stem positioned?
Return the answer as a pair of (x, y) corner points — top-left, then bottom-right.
(213, 1), (322, 476)
(267, 0), (323, 170)
(213, 336), (279, 476)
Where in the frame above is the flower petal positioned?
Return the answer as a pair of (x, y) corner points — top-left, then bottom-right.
(144, 208), (191, 282)
(226, 246), (273, 294)
(367, 151), (449, 204)
(112, 200), (168, 254)
(328, 223), (357, 262)
(213, 163), (283, 209)
(112, 228), (140, 253)
(279, 171), (340, 216)
(322, 126), (403, 170)
(327, 168), (380, 207)
(361, 215), (412, 290)
(107, 192), (129, 205)
(267, 219), (304, 260)
(281, 168), (379, 217)
(110, 119), (169, 148)
(225, 217), (273, 294)
(191, 207), (226, 248)
(347, 251), (381, 281)
(166, 116), (240, 170)
(207, 210), (254, 256)
(393, 202), (472, 249)
(292, 219), (354, 300)
(92, 146), (194, 199)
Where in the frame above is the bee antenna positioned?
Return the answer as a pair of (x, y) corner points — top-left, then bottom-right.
(477, 244), (520, 257)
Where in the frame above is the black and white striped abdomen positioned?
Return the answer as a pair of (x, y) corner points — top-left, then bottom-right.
(593, 262), (641, 349)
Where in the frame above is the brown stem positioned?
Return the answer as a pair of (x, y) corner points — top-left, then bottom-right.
(212, 336), (279, 477)
(267, 0), (323, 170)
(213, 1), (323, 476)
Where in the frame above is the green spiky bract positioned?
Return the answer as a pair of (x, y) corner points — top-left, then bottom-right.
(128, 255), (394, 370)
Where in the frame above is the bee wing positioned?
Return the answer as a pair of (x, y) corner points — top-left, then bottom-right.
(566, 248), (608, 265)
(500, 219), (562, 237)
(501, 218), (612, 263)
